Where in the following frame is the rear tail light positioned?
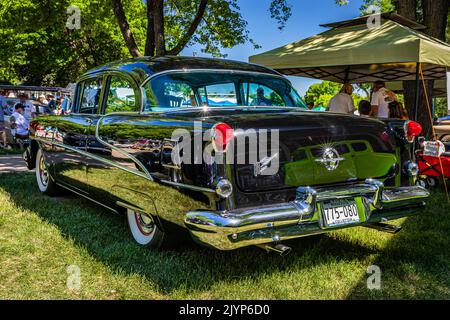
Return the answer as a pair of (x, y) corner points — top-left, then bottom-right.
(212, 123), (234, 152)
(404, 121), (422, 143)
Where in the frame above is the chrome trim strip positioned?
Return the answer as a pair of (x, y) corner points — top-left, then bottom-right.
(142, 69), (290, 86)
(94, 113), (154, 181)
(35, 137), (151, 181)
(160, 179), (216, 194)
(56, 182), (118, 213)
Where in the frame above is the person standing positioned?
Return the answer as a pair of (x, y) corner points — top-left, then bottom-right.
(47, 94), (57, 110)
(15, 93), (35, 122)
(327, 83), (356, 114)
(11, 104), (30, 139)
(370, 81), (397, 118)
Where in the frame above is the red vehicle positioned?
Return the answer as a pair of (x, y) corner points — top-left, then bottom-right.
(416, 140), (450, 188)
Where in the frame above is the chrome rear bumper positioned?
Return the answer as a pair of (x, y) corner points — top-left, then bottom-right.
(184, 179), (429, 250)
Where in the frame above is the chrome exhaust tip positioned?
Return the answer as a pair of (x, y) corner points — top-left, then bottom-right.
(365, 222), (402, 234)
(257, 243), (292, 256)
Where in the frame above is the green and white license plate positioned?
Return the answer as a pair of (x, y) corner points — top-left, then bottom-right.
(321, 199), (360, 227)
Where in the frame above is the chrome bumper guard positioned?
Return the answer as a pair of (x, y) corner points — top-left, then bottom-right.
(184, 179), (430, 250)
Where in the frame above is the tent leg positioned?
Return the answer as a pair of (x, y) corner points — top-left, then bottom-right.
(414, 62), (420, 122)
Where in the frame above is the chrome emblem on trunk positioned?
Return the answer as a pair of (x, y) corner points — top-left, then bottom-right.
(315, 147), (345, 171)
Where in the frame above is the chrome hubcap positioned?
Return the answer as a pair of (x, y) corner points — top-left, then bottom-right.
(39, 156), (49, 187)
(135, 211), (155, 235)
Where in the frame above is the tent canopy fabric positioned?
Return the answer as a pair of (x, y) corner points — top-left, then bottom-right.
(249, 13), (450, 84)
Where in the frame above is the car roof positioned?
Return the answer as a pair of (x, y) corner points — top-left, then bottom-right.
(84, 56), (282, 85)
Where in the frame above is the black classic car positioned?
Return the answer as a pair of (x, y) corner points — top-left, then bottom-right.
(24, 56), (429, 255)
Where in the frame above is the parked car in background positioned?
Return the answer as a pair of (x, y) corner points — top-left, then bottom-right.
(435, 118), (450, 142)
(24, 57), (429, 254)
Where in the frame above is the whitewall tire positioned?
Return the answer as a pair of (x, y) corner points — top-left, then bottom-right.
(126, 208), (164, 248)
(36, 148), (59, 196)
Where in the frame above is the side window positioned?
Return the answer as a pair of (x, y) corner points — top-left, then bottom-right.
(105, 76), (138, 114)
(78, 78), (103, 114)
(242, 83), (286, 107)
(199, 83), (238, 106)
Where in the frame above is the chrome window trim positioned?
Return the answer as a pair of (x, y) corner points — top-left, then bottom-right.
(141, 69), (291, 86)
(140, 69), (301, 112)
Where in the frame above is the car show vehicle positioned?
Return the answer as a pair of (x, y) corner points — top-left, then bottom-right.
(24, 57), (429, 254)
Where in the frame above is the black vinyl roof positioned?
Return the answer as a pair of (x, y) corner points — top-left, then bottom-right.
(84, 56), (281, 84)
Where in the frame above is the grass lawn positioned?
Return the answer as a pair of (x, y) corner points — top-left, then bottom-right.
(0, 172), (449, 299)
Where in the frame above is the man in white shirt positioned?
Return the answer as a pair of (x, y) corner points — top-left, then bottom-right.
(370, 81), (397, 118)
(15, 93), (36, 122)
(327, 83), (356, 114)
(11, 104), (29, 139)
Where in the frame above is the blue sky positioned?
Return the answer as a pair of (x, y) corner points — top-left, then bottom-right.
(182, 0), (365, 95)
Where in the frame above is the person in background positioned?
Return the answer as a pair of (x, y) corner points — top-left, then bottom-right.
(251, 87), (273, 106)
(38, 94), (49, 105)
(11, 104), (29, 139)
(47, 94), (56, 110)
(54, 97), (66, 115)
(358, 100), (372, 117)
(15, 93), (36, 122)
(307, 101), (315, 110)
(0, 90), (9, 148)
(327, 83), (355, 114)
(388, 100), (409, 120)
(370, 81), (398, 118)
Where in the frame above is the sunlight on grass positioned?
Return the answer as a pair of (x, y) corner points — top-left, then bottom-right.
(0, 173), (449, 299)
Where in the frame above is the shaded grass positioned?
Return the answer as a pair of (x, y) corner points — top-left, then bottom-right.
(0, 148), (23, 155)
(0, 172), (449, 299)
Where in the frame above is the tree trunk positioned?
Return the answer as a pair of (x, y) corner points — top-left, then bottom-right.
(422, 0), (450, 40)
(111, 0), (142, 57)
(153, 0), (166, 56)
(167, 0), (209, 56)
(145, 0), (156, 56)
(396, 0), (449, 138)
(394, 0), (417, 20)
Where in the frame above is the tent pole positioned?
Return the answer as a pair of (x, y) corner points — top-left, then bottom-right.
(414, 62), (420, 122)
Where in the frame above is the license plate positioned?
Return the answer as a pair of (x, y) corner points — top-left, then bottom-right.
(321, 199), (360, 227)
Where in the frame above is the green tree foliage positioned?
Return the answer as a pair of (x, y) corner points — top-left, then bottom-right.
(0, 0), (146, 86)
(0, 0), (297, 86)
(304, 81), (366, 109)
(304, 81), (341, 108)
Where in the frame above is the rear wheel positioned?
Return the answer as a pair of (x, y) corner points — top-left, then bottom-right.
(427, 177), (439, 188)
(36, 148), (59, 196)
(416, 177), (428, 189)
(126, 208), (165, 249)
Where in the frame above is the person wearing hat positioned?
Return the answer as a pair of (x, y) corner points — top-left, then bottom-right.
(11, 103), (29, 139)
(370, 81), (398, 118)
(15, 92), (35, 122)
(38, 94), (49, 105)
(327, 83), (356, 115)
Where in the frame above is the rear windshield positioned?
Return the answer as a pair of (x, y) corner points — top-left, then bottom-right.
(143, 71), (307, 111)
